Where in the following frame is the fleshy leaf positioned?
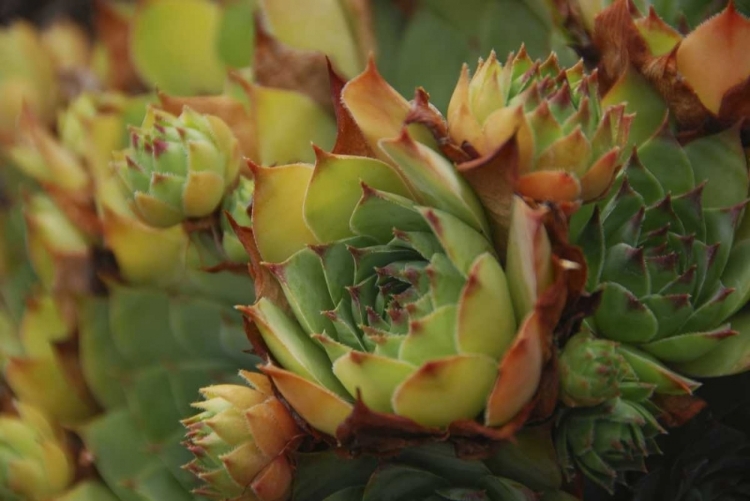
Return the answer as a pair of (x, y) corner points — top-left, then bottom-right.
(392, 354), (497, 427)
(380, 131), (492, 239)
(241, 299), (347, 397)
(131, 0), (226, 95)
(304, 150), (413, 242)
(262, 364), (353, 437)
(251, 163), (319, 263)
(676, 4), (750, 114)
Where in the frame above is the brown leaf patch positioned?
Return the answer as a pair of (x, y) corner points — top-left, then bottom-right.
(94, 0), (144, 92)
(406, 88), (471, 164)
(542, 201), (587, 304)
(448, 403), (534, 459)
(328, 60), (375, 157)
(254, 14), (333, 113)
(593, 0), (748, 136)
(639, 49), (712, 133)
(227, 212), (289, 311)
(527, 345), (561, 424)
(593, 0), (652, 93)
(520, 253), (577, 425)
(718, 76), (750, 134)
(50, 252), (98, 296)
(243, 317), (272, 361)
(44, 185), (101, 240)
(335, 397), (448, 457)
(653, 393), (707, 428)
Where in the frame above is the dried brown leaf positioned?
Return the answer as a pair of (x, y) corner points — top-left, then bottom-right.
(329, 61), (375, 157)
(254, 14), (333, 112)
(406, 88), (471, 163)
(94, 0), (144, 92)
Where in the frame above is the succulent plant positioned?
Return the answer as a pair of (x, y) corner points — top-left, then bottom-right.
(593, 1), (750, 139)
(0, 402), (75, 500)
(370, 0), (578, 111)
(113, 105), (242, 228)
(558, 330), (651, 408)
(183, 370), (299, 501)
(290, 438), (580, 501)
(570, 125), (750, 393)
(247, 172), (559, 433)
(77, 284), (259, 501)
(556, 396), (664, 493)
(551, 5), (750, 493)
(3, 3), (750, 501)
(446, 49), (631, 203)
(238, 56), (573, 444)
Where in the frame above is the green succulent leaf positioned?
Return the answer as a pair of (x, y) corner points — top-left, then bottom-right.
(216, 0), (256, 68)
(131, 0), (226, 95)
(78, 286), (258, 500)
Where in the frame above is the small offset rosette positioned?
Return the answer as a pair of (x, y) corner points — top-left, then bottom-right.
(113, 106), (242, 228)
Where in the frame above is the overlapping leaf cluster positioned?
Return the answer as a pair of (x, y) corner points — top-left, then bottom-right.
(0, 1), (749, 501)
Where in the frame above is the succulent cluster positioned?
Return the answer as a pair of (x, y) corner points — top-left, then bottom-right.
(0, 403), (74, 500)
(448, 50), (631, 202)
(183, 371), (299, 501)
(0, 1), (749, 501)
(114, 106), (242, 228)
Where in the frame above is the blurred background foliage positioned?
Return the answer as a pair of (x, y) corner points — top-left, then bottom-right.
(3, 0), (750, 112)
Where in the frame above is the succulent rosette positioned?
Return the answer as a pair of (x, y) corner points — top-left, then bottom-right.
(155, 72), (336, 168)
(114, 105), (242, 228)
(556, 396), (665, 492)
(183, 370), (299, 501)
(569, 124), (750, 394)
(290, 442), (579, 501)
(281, 424), (585, 501)
(0, 403), (75, 500)
(558, 330), (652, 408)
(446, 48), (631, 203)
(240, 85), (569, 443)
